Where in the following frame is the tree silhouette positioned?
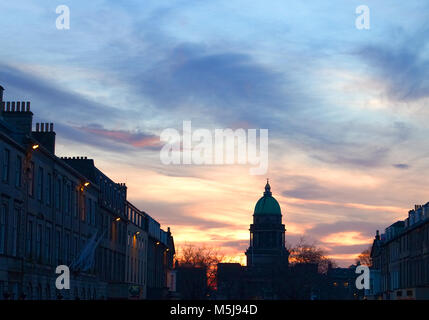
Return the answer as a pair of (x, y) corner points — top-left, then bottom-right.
(287, 236), (336, 273)
(355, 246), (372, 266)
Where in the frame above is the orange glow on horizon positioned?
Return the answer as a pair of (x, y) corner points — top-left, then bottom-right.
(54, 143), (413, 268)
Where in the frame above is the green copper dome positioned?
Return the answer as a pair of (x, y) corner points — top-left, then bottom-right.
(254, 180), (281, 215)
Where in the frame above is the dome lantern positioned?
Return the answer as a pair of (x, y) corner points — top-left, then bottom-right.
(254, 180), (281, 215)
(264, 178), (272, 196)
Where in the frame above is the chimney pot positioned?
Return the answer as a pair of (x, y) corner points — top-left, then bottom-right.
(6, 102), (10, 111)
(36, 123), (40, 132)
(41, 123), (45, 132)
(11, 102), (15, 111)
(16, 101), (20, 111)
(21, 101), (25, 111)
(50, 123), (53, 132)
(26, 102), (30, 111)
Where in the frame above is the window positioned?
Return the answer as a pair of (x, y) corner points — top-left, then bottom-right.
(45, 226), (51, 264)
(36, 224), (42, 260)
(55, 230), (61, 265)
(111, 221), (115, 241)
(72, 235), (78, 262)
(86, 198), (90, 224)
(2, 149), (10, 182)
(91, 199), (96, 226)
(81, 196), (86, 221)
(80, 236), (86, 256)
(65, 183), (71, 215)
(28, 162), (34, 197)
(73, 189), (78, 218)
(104, 216), (108, 239)
(26, 220), (33, 257)
(0, 204), (7, 254)
(11, 208), (18, 256)
(46, 173), (52, 206)
(37, 167), (44, 201)
(55, 178), (61, 210)
(15, 156), (22, 187)
(64, 233), (70, 264)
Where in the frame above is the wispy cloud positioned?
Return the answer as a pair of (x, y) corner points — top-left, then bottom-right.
(1, 1), (428, 267)
(356, 27), (429, 102)
(79, 125), (161, 150)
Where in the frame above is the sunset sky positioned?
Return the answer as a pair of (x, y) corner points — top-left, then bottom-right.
(1, 1), (429, 266)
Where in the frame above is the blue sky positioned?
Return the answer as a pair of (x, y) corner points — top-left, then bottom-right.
(1, 1), (429, 265)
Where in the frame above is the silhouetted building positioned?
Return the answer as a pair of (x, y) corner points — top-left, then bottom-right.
(0, 87), (174, 300)
(217, 181), (361, 300)
(61, 157), (128, 299)
(125, 201), (148, 299)
(324, 264), (361, 300)
(217, 182), (291, 299)
(174, 262), (207, 299)
(216, 263), (246, 299)
(0, 97), (102, 299)
(147, 219), (175, 299)
(368, 203), (429, 300)
(246, 180), (289, 269)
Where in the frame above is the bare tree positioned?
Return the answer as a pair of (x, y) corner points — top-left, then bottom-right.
(288, 236), (337, 273)
(355, 247), (372, 266)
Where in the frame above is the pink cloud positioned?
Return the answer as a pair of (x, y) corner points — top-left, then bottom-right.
(79, 126), (161, 149)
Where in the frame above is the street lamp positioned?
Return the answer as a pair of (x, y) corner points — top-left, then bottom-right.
(80, 182), (90, 192)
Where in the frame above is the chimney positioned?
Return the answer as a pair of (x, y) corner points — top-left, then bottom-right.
(31, 122), (56, 154)
(0, 85), (4, 103)
(2, 98), (34, 143)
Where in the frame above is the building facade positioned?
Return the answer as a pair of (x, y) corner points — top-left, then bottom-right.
(125, 201), (148, 299)
(61, 157), (129, 299)
(146, 214), (175, 299)
(368, 203), (429, 300)
(0, 86), (174, 300)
